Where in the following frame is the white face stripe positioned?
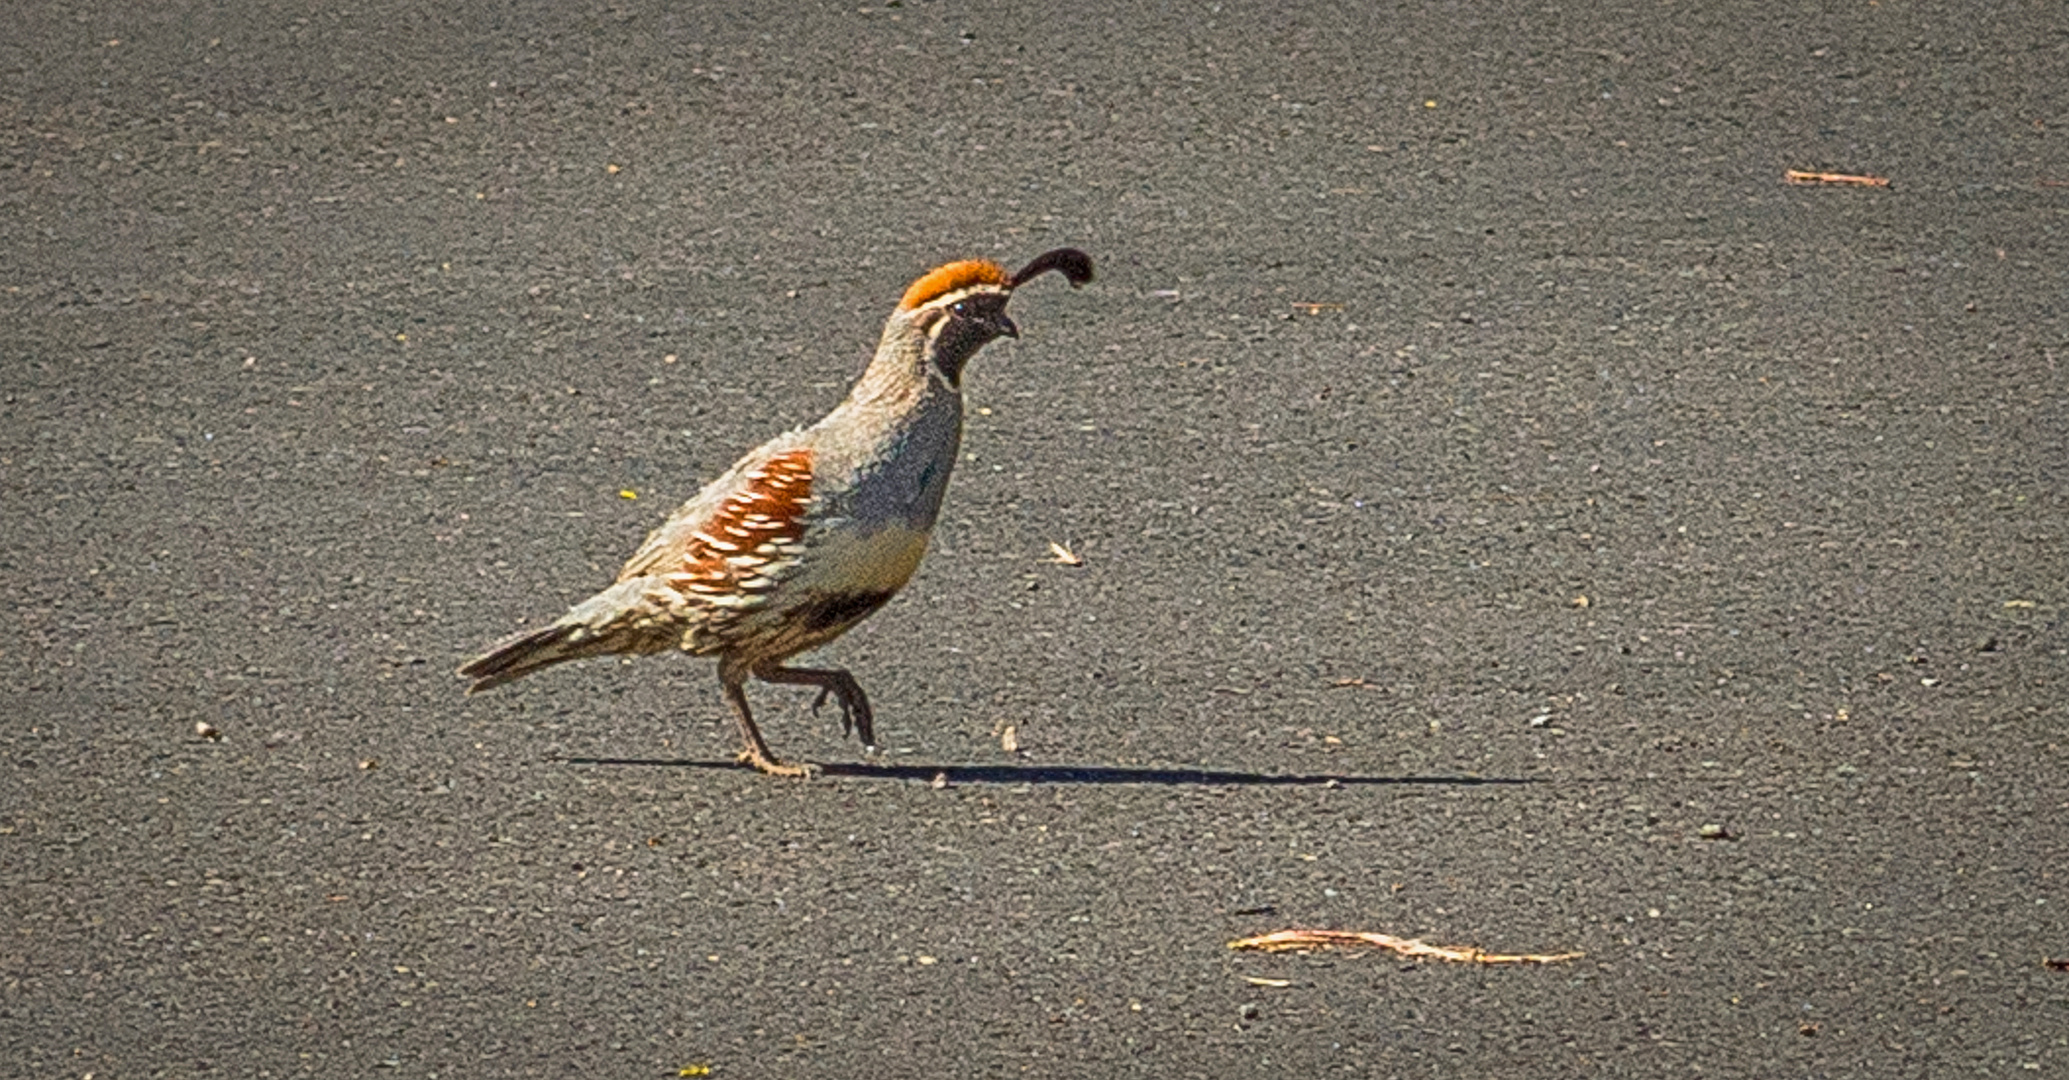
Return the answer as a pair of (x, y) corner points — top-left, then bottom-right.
(917, 283), (1010, 312)
(915, 284), (1010, 338)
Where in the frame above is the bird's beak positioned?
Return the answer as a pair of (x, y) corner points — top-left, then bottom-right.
(994, 313), (1019, 339)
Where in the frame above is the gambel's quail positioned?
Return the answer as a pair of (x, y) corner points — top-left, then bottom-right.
(458, 248), (1093, 776)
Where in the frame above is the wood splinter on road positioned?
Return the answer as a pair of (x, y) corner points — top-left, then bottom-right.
(1229, 928), (1584, 965)
(1785, 169), (1890, 187)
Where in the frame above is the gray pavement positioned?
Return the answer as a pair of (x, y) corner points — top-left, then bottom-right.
(4, 1), (2066, 1075)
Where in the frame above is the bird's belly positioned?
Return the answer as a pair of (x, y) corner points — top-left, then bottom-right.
(698, 524), (931, 661)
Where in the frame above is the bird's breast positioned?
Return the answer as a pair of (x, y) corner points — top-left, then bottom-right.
(796, 523), (934, 595)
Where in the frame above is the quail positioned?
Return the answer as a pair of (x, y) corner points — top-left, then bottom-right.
(458, 248), (1094, 776)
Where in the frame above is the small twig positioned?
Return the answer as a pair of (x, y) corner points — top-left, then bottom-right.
(1229, 928), (1584, 965)
(1785, 169), (1889, 187)
(1044, 541), (1083, 566)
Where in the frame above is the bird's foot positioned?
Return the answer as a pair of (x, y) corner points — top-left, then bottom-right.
(734, 748), (820, 779)
(809, 686), (868, 742)
(809, 686), (836, 724)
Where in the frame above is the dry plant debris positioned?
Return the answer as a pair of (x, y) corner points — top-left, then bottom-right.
(1045, 541), (1083, 566)
(1785, 169), (1889, 187)
(1229, 928), (1584, 965)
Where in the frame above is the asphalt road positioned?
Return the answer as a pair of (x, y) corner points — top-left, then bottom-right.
(5, 1), (2066, 1076)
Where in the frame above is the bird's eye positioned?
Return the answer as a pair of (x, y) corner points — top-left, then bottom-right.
(950, 301), (967, 316)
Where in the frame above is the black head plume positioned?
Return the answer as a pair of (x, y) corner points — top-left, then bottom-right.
(1010, 248), (1095, 290)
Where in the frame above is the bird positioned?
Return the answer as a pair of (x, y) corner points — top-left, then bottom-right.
(457, 248), (1094, 776)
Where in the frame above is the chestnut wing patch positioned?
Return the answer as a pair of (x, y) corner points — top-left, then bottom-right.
(654, 449), (815, 607)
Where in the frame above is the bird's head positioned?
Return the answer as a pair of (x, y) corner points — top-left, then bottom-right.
(892, 248), (1093, 386)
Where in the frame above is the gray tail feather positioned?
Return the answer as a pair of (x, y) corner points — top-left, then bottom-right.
(457, 622), (617, 694)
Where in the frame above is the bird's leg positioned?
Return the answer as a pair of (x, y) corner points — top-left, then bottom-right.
(754, 663), (876, 750)
(720, 666), (815, 778)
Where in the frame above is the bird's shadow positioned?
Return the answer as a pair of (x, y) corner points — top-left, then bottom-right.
(558, 756), (1532, 787)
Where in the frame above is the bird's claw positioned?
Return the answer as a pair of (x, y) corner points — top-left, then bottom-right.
(734, 748), (819, 778)
(810, 687), (858, 737)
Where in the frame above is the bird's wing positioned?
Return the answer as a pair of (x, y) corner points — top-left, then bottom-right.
(614, 448), (817, 606)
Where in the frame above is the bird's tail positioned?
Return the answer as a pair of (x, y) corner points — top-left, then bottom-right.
(457, 621), (623, 694)
(459, 578), (675, 693)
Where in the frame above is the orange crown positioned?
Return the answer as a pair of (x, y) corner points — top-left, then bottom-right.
(897, 259), (1011, 312)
